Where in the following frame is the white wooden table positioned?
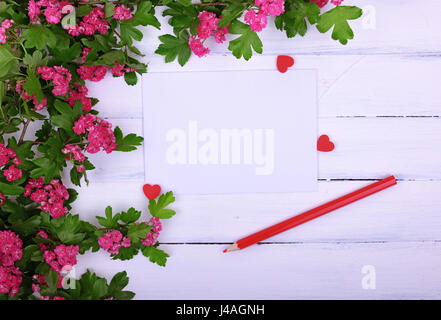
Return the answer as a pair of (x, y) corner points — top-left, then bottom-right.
(72, 0), (441, 299)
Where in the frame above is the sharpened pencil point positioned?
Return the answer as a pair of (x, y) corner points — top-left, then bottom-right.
(224, 243), (239, 253)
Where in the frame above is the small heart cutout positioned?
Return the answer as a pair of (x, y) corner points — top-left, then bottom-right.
(277, 55), (295, 73)
(143, 184), (161, 200)
(317, 135), (335, 152)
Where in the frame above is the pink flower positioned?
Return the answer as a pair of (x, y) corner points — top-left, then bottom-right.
(76, 165), (85, 173)
(73, 114), (116, 154)
(110, 62), (125, 77)
(189, 37), (210, 58)
(40, 296), (65, 300)
(36, 66), (71, 97)
(0, 266), (22, 297)
(113, 5), (133, 21)
(197, 11), (219, 39)
(66, 84), (92, 112)
(4, 165), (22, 182)
(214, 26), (228, 44)
(1, 19), (14, 29)
(28, 0), (41, 22)
(77, 65), (107, 82)
(0, 230), (23, 267)
(244, 10), (268, 32)
(62, 144), (85, 162)
(311, 0), (343, 8)
(0, 231), (22, 295)
(44, 6), (62, 24)
(99, 230), (130, 255)
(24, 178), (69, 218)
(81, 47), (92, 63)
(141, 217), (162, 247)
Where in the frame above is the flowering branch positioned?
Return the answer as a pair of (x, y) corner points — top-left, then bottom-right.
(0, 0), (361, 300)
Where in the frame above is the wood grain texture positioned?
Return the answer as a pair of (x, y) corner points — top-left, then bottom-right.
(76, 242), (441, 299)
(69, 180), (441, 243)
(66, 0), (441, 299)
(73, 117), (441, 181)
(88, 54), (441, 118)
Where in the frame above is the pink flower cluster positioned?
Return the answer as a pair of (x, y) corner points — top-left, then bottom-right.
(79, 48), (136, 80)
(189, 11), (229, 58)
(113, 5), (133, 21)
(0, 142), (22, 182)
(24, 177), (70, 218)
(110, 62), (136, 77)
(37, 66), (72, 96)
(43, 244), (79, 273)
(27, 0), (73, 24)
(77, 64), (107, 82)
(73, 114), (116, 154)
(245, 0), (285, 32)
(65, 7), (109, 36)
(0, 19), (13, 44)
(98, 230), (131, 254)
(16, 81), (47, 111)
(66, 83), (92, 111)
(140, 217), (162, 247)
(0, 230), (23, 296)
(311, 0), (344, 8)
(62, 144), (86, 173)
(40, 296), (66, 300)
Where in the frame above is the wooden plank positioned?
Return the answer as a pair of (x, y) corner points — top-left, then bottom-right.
(76, 242), (441, 299)
(136, 0), (441, 55)
(69, 180), (441, 243)
(75, 117), (441, 181)
(88, 54), (441, 118)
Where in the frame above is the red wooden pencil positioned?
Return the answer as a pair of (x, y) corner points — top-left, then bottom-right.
(224, 176), (397, 253)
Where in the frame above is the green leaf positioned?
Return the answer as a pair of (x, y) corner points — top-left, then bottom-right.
(131, 1), (161, 29)
(0, 182), (24, 195)
(177, 0), (192, 6)
(219, 4), (245, 27)
(155, 34), (191, 66)
(148, 191), (176, 219)
(13, 216), (41, 236)
(22, 72), (43, 103)
(0, 46), (18, 80)
(123, 71), (137, 86)
(46, 269), (59, 294)
(127, 222), (151, 243)
(120, 208), (141, 224)
(104, 1), (116, 18)
(51, 214), (85, 244)
(96, 206), (120, 228)
(120, 23), (143, 46)
(275, 0), (320, 38)
(316, 6), (363, 45)
(22, 25), (57, 50)
(228, 20), (263, 61)
(22, 50), (48, 72)
(114, 126), (143, 152)
(108, 271), (129, 294)
(141, 246), (169, 267)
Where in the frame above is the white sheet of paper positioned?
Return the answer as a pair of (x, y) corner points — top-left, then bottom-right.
(142, 70), (317, 194)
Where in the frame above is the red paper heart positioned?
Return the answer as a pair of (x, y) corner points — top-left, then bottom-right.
(317, 135), (335, 152)
(143, 184), (161, 200)
(277, 55), (295, 73)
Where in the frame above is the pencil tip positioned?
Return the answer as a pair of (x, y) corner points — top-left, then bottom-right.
(223, 243), (239, 253)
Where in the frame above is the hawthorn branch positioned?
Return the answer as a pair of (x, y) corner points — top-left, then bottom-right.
(18, 119), (30, 145)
